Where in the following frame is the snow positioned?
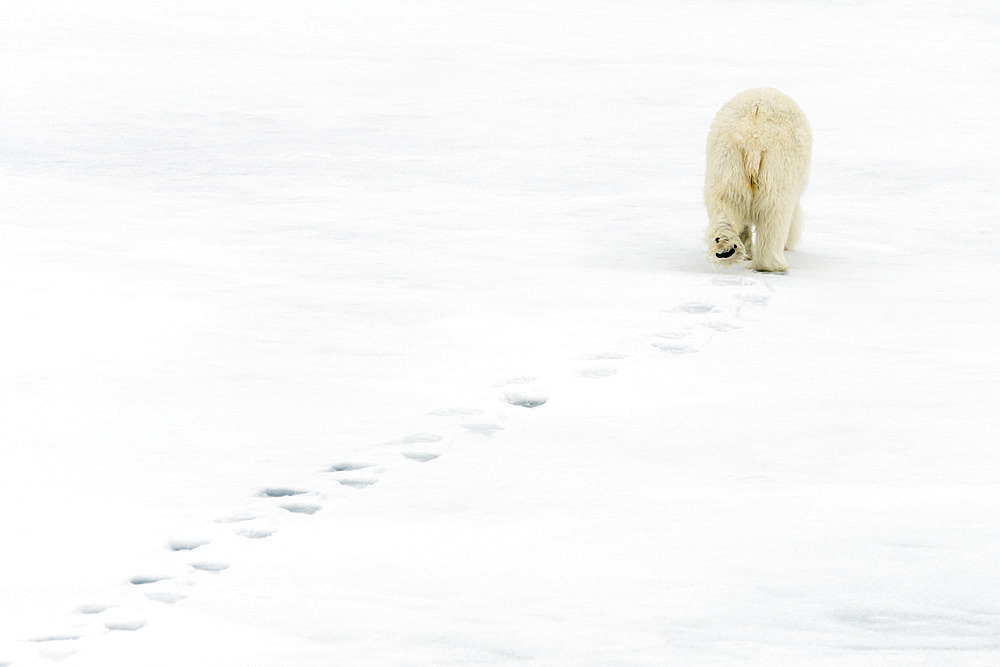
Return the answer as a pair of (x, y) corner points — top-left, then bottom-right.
(1, 0), (999, 664)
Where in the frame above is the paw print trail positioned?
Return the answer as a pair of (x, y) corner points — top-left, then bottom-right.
(10, 270), (781, 666)
(648, 275), (775, 360)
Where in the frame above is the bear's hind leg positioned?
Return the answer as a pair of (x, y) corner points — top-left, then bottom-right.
(784, 202), (802, 251)
(750, 206), (792, 272)
(740, 225), (753, 261)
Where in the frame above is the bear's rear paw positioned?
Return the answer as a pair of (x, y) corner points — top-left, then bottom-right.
(751, 260), (787, 273)
(710, 234), (746, 264)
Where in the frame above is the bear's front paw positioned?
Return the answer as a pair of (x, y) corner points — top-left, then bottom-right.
(710, 235), (745, 264)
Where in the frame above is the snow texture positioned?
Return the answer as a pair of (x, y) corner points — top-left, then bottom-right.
(1, 1), (998, 665)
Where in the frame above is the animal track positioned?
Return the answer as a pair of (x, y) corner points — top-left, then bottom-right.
(579, 366), (618, 378)
(104, 618), (146, 632)
(737, 293), (770, 305)
(403, 451), (441, 463)
(145, 591), (186, 604)
(712, 276), (757, 287)
(17, 276), (770, 667)
(166, 537), (211, 552)
(42, 267), (779, 667)
(679, 302), (715, 314)
(232, 519), (277, 539)
(579, 353), (626, 378)
(190, 561), (230, 573)
(700, 321), (740, 332)
(652, 341), (697, 354)
(29, 634), (79, 643)
(648, 273), (771, 359)
(280, 502), (323, 514)
(259, 487), (308, 498)
(653, 331), (697, 354)
(504, 391), (548, 408)
(129, 574), (172, 586)
(28, 634), (80, 661)
(329, 462), (375, 472)
(24, 434), (455, 659)
(329, 460), (381, 488)
(336, 478), (378, 489)
(77, 603), (111, 615)
(22, 271), (784, 663)
(235, 527), (275, 539)
(461, 423), (505, 436)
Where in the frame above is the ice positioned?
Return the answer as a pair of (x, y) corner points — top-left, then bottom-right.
(1, 0), (998, 665)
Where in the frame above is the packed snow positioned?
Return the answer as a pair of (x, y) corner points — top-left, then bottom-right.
(2, 0), (998, 665)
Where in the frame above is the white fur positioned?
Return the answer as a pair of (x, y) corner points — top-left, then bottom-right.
(704, 87), (811, 272)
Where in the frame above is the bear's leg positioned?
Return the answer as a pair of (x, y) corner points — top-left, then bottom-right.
(740, 225), (753, 261)
(750, 201), (794, 272)
(784, 202), (802, 251)
(705, 145), (753, 264)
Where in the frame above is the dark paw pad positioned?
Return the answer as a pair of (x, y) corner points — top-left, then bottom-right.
(715, 246), (737, 259)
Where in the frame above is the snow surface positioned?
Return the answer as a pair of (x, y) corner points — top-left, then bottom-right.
(2, 0), (999, 664)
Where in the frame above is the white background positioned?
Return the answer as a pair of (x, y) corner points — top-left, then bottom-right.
(2, 1), (998, 664)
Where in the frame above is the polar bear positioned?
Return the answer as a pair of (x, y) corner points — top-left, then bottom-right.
(704, 87), (811, 272)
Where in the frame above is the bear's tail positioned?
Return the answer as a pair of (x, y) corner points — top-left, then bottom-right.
(741, 105), (764, 191)
(742, 144), (763, 192)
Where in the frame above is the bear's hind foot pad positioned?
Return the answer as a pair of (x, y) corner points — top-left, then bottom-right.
(716, 244), (737, 259)
(710, 235), (745, 264)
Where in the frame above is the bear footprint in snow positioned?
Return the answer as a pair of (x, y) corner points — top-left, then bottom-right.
(461, 423), (505, 436)
(259, 487), (308, 498)
(679, 302), (716, 315)
(653, 332), (697, 354)
(77, 603), (111, 615)
(336, 478), (377, 489)
(166, 536), (211, 552)
(504, 390), (548, 408)
(280, 502), (324, 514)
(104, 618), (147, 632)
(328, 462), (375, 472)
(190, 561), (230, 573)
(128, 574), (172, 586)
(579, 366), (618, 378)
(403, 451), (441, 463)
